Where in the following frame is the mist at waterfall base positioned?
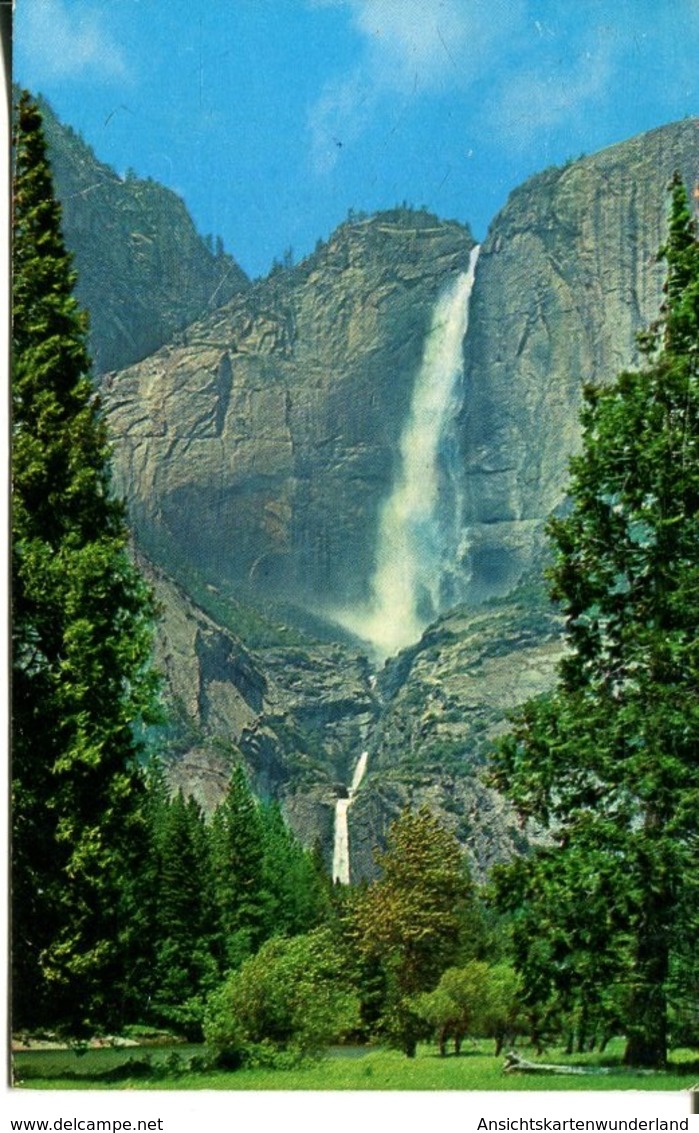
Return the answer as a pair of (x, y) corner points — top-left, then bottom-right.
(331, 248), (480, 661)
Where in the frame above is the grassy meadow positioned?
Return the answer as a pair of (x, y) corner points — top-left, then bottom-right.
(12, 1040), (699, 1091)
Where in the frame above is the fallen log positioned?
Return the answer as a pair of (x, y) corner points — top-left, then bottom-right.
(503, 1051), (610, 1076)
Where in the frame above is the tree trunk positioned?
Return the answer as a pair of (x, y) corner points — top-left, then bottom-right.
(623, 987), (668, 1070)
(623, 875), (669, 1069)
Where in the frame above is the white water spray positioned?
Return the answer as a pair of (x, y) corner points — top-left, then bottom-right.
(334, 246), (480, 658)
(332, 750), (369, 884)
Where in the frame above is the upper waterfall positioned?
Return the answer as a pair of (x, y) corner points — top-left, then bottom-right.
(333, 245), (480, 658)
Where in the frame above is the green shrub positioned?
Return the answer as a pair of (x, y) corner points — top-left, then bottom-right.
(204, 927), (360, 1067)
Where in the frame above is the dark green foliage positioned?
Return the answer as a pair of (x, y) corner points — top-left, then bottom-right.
(128, 765), (337, 1037)
(11, 92), (161, 1032)
(207, 767), (335, 973)
(149, 788), (220, 1036)
(259, 800), (333, 937)
(489, 175), (699, 1068)
(209, 766), (268, 969)
(493, 843), (630, 1055)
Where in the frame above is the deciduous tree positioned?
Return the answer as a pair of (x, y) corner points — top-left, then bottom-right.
(204, 926), (359, 1064)
(351, 806), (475, 1056)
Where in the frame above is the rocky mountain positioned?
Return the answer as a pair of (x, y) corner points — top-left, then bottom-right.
(42, 102), (699, 880)
(101, 122), (699, 630)
(459, 119), (699, 601)
(103, 209), (474, 616)
(347, 577), (562, 881)
(35, 92), (248, 373)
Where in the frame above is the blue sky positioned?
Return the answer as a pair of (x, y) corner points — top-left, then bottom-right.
(13, 0), (699, 278)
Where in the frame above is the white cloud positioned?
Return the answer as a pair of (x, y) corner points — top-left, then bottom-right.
(306, 0), (527, 174)
(308, 1), (697, 177)
(306, 1), (693, 177)
(19, 0), (130, 84)
(486, 38), (615, 152)
(351, 0), (471, 93)
(322, 0), (526, 93)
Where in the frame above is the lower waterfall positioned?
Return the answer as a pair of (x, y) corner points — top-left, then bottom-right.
(333, 245), (480, 659)
(332, 750), (369, 884)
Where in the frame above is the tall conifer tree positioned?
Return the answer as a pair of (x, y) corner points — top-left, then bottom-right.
(210, 765), (267, 969)
(259, 799), (333, 938)
(11, 92), (160, 1031)
(150, 790), (219, 1033)
(489, 174), (699, 1067)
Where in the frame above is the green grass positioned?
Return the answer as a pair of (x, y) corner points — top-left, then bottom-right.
(13, 1040), (699, 1091)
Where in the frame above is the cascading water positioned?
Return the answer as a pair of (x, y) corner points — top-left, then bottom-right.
(334, 245), (480, 659)
(332, 750), (369, 884)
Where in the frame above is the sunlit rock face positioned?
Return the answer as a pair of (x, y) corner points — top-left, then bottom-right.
(348, 596), (566, 883)
(457, 119), (699, 603)
(103, 123), (699, 658)
(103, 210), (474, 622)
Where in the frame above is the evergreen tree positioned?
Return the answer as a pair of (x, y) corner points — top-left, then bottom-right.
(210, 765), (267, 969)
(116, 764), (166, 1023)
(489, 174), (699, 1068)
(11, 92), (160, 1031)
(150, 789), (219, 1035)
(259, 799), (333, 938)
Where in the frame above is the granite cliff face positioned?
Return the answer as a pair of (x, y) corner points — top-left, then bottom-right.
(37, 93), (248, 373)
(458, 119), (699, 600)
(142, 550), (559, 879)
(142, 553), (553, 880)
(104, 211), (474, 616)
